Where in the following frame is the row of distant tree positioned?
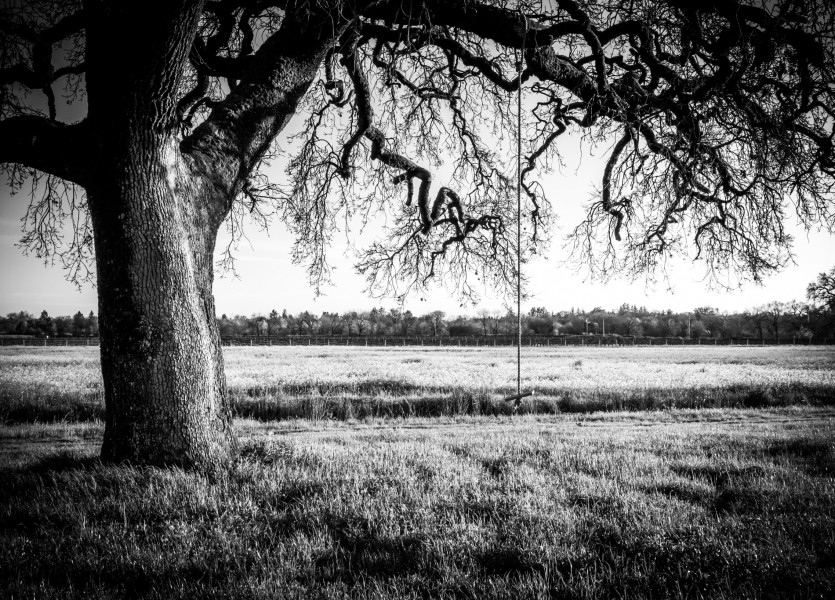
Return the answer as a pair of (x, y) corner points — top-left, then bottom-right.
(4, 268), (834, 341)
(0, 311), (99, 338)
(215, 299), (832, 340)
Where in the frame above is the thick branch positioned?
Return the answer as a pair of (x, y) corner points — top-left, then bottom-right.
(182, 6), (346, 210)
(0, 116), (89, 185)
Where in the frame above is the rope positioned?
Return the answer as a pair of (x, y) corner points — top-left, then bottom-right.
(516, 14), (525, 397)
(502, 12), (533, 408)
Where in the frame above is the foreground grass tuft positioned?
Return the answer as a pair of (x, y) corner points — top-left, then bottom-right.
(2, 410), (833, 598)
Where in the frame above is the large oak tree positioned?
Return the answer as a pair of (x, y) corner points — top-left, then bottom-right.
(2, 0), (833, 469)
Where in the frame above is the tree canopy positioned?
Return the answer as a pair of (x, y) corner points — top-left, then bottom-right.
(3, 0), (834, 301)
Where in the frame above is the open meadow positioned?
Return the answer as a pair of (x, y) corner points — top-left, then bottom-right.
(1, 345), (834, 598)
(2, 345), (834, 422)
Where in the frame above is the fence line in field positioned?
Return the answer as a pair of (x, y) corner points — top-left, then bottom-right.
(2, 335), (831, 348)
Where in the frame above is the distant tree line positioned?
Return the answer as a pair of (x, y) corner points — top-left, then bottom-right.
(4, 267), (834, 341)
(0, 310), (99, 338)
(212, 300), (831, 341)
(212, 266), (835, 341)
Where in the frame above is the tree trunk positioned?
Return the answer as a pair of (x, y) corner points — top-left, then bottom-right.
(3, 0), (338, 469)
(88, 136), (234, 470)
(75, 0), (241, 470)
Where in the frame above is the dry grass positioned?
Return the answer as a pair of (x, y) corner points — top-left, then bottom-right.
(2, 346), (833, 422)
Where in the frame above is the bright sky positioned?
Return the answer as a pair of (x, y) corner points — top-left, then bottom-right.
(2, 127), (833, 319)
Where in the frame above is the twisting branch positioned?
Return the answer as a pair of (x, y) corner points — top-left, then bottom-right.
(340, 31), (462, 235)
(320, 23), (520, 301)
(600, 129), (634, 242)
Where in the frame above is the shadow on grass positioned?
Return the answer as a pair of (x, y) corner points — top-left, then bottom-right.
(4, 382), (835, 424)
(320, 516), (429, 583)
(27, 550), (238, 600)
(670, 463), (767, 487)
(6, 450), (102, 474)
(478, 546), (547, 577)
(668, 463), (801, 515)
(768, 438), (835, 477)
(646, 481), (712, 506)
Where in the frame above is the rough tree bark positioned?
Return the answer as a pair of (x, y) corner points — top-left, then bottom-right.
(88, 137), (234, 468)
(92, 182), (231, 466)
(78, 1), (231, 468)
(78, 0), (336, 469)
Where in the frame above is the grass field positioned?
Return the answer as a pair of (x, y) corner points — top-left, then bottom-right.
(1, 409), (834, 598)
(2, 345), (834, 423)
(1, 346), (834, 598)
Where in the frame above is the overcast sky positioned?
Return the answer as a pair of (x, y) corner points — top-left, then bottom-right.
(2, 128), (833, 318)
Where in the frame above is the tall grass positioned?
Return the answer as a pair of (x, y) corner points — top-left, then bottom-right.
(2, 346), (834, 423)
(2, 409), (833, 598)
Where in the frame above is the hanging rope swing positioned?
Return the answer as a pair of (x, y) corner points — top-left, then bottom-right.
(503, 14), (534, 410)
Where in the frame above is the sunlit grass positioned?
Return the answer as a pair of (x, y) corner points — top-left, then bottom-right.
(2, 345), (833, 597)
(2, 409), (833, 598)
(2, 346), (834, 422)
